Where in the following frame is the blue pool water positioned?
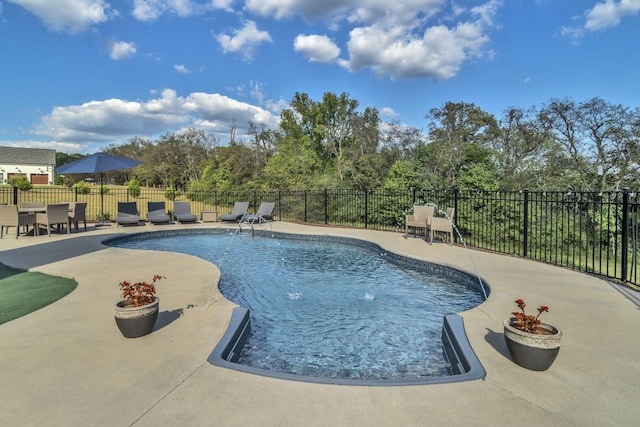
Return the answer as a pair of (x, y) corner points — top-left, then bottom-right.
(112, 231), (484, 381)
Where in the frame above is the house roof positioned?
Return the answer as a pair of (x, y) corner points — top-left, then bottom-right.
(0, 146), (56, 165)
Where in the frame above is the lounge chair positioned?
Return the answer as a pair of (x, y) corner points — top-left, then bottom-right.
(219, 201), (249, 222)
(0, 205), (38, 238)
(173, 201), (198, 223)
(116, 202), (141, 227)
(245, 202), (276, 223)
(68, 202), (87, 232)
(147, 201), (172, 224)
(405, 205), (435, 238)
(36, 203), (70, 237)
(427, 207), (455, 245)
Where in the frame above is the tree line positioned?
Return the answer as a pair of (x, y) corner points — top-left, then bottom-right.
(58, 92), (640, 193)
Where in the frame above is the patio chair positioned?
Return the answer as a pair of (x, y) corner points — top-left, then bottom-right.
(19, 202), (45, 212)
(0, 205), (38, 239)
(405, 205), (435, 238)
(219, 201), (250, 222)
(147, 201), (172, 225)
(36, 203), (70, 237)
(245, 202), (276, 223)
(68, 202), (87, 232)
(427, 207), (455, 245)
(116, 202), (141, 227)
(173, 201), (198, 223)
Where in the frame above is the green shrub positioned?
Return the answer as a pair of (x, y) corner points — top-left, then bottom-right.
(128, 178), (141, 198)
(72, 181), (91, 194)
(164, 188), (176, 200)
(99, 185), (110, 195)
(8, 176), (32, 191)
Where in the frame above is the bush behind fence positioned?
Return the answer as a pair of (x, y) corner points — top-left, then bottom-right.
(2, 186), (638, 289)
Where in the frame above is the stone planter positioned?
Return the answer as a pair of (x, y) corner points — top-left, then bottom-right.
(114, 297), (159, 338)
(503, 318), (562, 371)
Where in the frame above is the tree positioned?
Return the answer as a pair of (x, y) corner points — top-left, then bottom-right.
(494, 106), (553, 189)
(421, 102), (500, 189)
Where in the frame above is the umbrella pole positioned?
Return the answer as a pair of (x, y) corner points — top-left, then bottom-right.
(96, 172), (110, 227)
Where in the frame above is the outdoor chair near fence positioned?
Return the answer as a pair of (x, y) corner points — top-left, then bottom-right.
(405, 205), (435, 238)
(36, 203), (70, 237)
(68, 202), (87, 232)
(245, 202), (276, 223)
(147, 201), (172, 225)
(219, 201), (250, 222)
(116, 202), (141, 227)
(427, 207), (455, 245)
(173, 201), (198, 224)
(0, 205), (39, 239)
(20, 202), (45, 212)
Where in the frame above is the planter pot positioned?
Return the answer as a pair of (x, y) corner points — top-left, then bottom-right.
(503, 318), (562, 371)
(114, 297), (159, 338)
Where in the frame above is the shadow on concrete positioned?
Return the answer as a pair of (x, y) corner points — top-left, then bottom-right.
(154, 304), (196, 332)
(0, 232), (131, 270)
(484, 327), (511, 360)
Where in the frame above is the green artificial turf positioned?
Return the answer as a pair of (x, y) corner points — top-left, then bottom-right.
(0, 264), (77, 325)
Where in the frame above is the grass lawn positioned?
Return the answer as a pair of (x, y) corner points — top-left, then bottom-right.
(0, 264), (77, 325)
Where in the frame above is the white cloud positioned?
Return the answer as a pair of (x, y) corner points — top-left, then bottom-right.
(31, 89), (279, 148)
(7, 0), (112, 33)
(562, 0), (640, 41)
(132, 0), (201, 21)
(247, 0), (498, 80)
(294, 34), (340, 63)
(216, 21), (272, 61)
(342, 17), (492, 80)
(380, 107), (398, 118)
(245, 0), (352, 20)
(110, 41), (137, 60)
(174, 64), (189, 73)
(585, 0), (640, 31)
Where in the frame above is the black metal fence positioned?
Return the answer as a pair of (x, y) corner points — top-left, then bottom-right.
(2, 186), (638, 289)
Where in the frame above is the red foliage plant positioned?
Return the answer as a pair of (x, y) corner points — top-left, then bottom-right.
(510, 298), (553, 335)
(119, 275), (165, 308)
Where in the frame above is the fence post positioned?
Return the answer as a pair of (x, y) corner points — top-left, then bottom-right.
(523, 189), (529, 258)
(621, 187), (630, 283)
(13, 186), (18, 205)
(411, 187), (416, 205)
(453, 188), (459, 243)
(324, 189), (328, 225)
(364, 188), (369, 229)
(304, 191), (308, 223)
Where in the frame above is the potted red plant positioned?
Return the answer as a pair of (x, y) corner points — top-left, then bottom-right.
(114, 275), (165, 338)
(503, 298), (562, 371)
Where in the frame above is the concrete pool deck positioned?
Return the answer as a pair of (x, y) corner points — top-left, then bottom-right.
(0, 221), (639, 426)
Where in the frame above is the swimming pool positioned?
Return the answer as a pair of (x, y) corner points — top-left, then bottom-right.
(108, 229), (487, 385)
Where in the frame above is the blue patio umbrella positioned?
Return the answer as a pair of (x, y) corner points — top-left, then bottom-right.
(56, 152), (143, 225)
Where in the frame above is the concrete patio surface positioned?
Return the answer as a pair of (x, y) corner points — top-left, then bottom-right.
(0, 221), (639, 426)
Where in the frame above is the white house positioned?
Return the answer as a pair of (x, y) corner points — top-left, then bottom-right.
(0, 146), (56, 185)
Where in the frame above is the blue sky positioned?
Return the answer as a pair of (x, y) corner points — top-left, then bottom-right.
(1, 0), (639, 154)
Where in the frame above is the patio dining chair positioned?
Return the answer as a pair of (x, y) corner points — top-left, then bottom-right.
(0, 205), (38, 239)
(68, 202), (87, 232)
(427, 207), (455, 245)
(405, 205), (435, 238)
(36, 203), (70, 237)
